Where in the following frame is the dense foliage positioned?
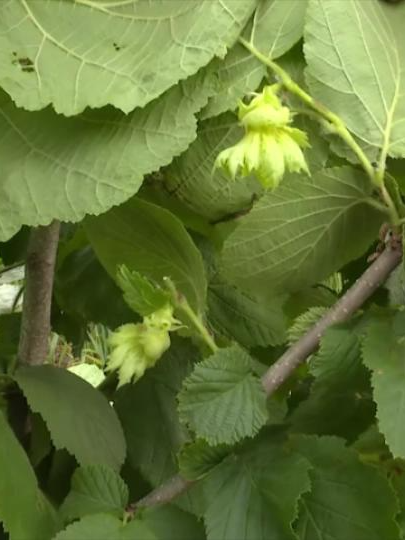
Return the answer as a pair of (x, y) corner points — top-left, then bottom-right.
(1, 1), (405, 539)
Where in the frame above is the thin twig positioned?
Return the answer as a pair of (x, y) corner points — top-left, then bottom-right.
(127, 474), (195, 516)
(18, 222), (61, 366)
(0, 261), (24, 277)
(127, 245), (402, 512)
(261, 245), (402, 392)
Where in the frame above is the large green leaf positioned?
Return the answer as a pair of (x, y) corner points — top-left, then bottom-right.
(0, 68), (216, 242)
(0, 411), (58, 540)
(201, 431), (311, 540)
(290, 323), (375, 441)
(14, 365), (126, 470)
(304, 0), (405, 160)
(114, 339), (196, 485)
(362, 310), (405, 459)
(86, 197), (207, 314)
(202, 0), (308, 119)
(178, 439), (230, 480)
(142, 506), (206, 540)
(208, 280), (286, 347)
(165, 112), (262, 222)
(116, 266), (170, 317)
(293, 436), (400, 540)
(178, 345), (268, 445)
(53, 513), (155, 540)
(221, 166), (384, 295)
(55, 246), (133, 329)
(0, 0), (255, 115)
(391, 465), (405, 540)
(0, 312), (20, 368)
(60, 465), (129, 522)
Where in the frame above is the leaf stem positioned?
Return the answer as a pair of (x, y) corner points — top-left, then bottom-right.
(379, 183), (399, 225)
(238, 37), (400, 224)
(163, 277), (218, 354)
(0, 261), (24, 277)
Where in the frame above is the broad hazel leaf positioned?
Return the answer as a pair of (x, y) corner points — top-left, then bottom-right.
(86, 197), (207, 314)
(221, 166), (385, 295)
(391, 465), (405, 540)
(116, 266), (170, 317)
(142, 506), (206, 540)
(292, 436), (400, 540)
(52, 513), (155, 540)
(14, 365), (126, 471)
(202, 0), (308, 119)
(60, 465), (129, 522)
(0, 68), (216, 242)
(178, 345), (268, 445)
(208, 280), (287, 348)
(165, 112), (262, 222)
(362, 310), (405, 459)
(290, 323), (375, 441)
(178, 439), (230, 480)
(114, 339), (197, 485)
(55, 246), (133, 328)
(0, 411), (58, 540)
(0, 0), (255, 115)
(201, 431), (311, 540)
(305, 0), (405, 159)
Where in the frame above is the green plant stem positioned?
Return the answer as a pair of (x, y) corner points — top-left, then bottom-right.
(0, 261), (24, 277)
(238, 36), (400, 224)
(163, 277), (218, 354)
(380, 183), (399, 225)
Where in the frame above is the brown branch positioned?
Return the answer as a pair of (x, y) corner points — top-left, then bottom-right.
(128, 245), (402, 512)
(18, 222), (60, 366)
(128, 475), (195, 515)
(261, 245), (402, 393)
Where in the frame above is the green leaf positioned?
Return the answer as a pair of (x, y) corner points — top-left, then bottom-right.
(0, 0), (255, 115)
(165, 112), (261, 222)
(284, 286), (337, 322)
(202, 431), (311, 540)
(0, 410), (58, 540)
(293, 436), (400, 540)
(202, 0), (308, 119)
(14, 365), (126, 470)
(221, 166), (384, 295)
(86, 197), (207, 314)
(208, 280), (287, 347)
(0, 67), (216, 241)
(391, 464), (405, 539)
(60, 465), (129, 522)
(362, 310), (405, 459)
(178, 439), (230, 480)
(290, 323), (375, 441)
(287, 306), (327, 346)
(114, 339), (196, 485)
(29, 413), (52, 468)
(0, 312), (20, 367)
(304, 0), (405, 159)
(142, 505), (206, 540)
(52, 513), (156, 540)
(116, 266), (170, 317)
(55, 246), (133, 329)
(178, 344), (268, 445)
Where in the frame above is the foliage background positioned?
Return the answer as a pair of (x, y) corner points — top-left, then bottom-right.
(0, 1), (405, 539)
